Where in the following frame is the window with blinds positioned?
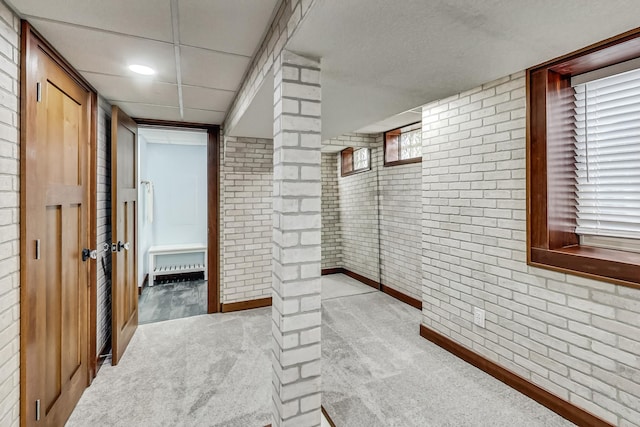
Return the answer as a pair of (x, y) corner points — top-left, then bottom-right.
(572, 66), (640, 243)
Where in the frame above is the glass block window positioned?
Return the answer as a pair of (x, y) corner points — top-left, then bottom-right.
(341, 147), (371, 177)
(353, 147), (369, 170)
(384, 122), (422, 165)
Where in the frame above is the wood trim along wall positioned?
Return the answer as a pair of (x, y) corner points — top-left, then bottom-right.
(384, 157), (422, 167)
(419, 324), (614, 427)
(380, 284), (421, 309)
(207, 128), (220, 313)
(138, 274), (148, 296)
(343, 269), (380, 289)
(321, 267), (345, 275)
(221, 297), (272, 313)
(133, 120), (221, 313)
(133, 118), (215, 129)
(321, 405), (337, 427)
(88, 91), (98, 381)
(322, 268), (421, 310)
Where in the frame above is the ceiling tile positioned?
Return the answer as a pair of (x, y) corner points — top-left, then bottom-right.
(29, 18), (177, 83)
(181, 85), (235, 112)
(182, 109), (226, 125)
(178, 0), (279, 56)
(115, 102), (225, 125)
(82, 72), (178, 106)
(180, 46), (249, 91)
(13, 0), (173, 42)
(115, 102), (183, 122)
(139, 128), (208, 146)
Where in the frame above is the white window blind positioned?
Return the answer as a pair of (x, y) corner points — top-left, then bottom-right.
(573, 67), (640, 239)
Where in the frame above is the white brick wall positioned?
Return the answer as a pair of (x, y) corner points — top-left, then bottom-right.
(0, 2), (19, 425)
(335, 134), (380, 282)
(320, 153), (341, 270)
(271, 50), (322, 427)
(320, 132), (423, 299)
(422, 72), (640, 426)
(96, 98), (112, 353)
(377, 134), (422, 301)
(221, 136), (273, 304)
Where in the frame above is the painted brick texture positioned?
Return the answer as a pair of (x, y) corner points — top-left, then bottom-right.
(221, 136), (273, 304)
(0, 2), (19, 425)
(335, 134), (380, 283)
(377, 135), (422, 301)
(96, 98), (112, 354)
(320, 153), (341, 270)
(421, 72), (640, 426)
(327, 131), (423, 299)
(271, 50), (322, 427)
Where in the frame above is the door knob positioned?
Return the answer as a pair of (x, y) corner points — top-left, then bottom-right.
(82, 248), (97, 262)
(116, 241), (130, 252)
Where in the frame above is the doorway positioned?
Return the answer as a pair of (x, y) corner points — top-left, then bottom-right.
(19, 21), (221, 426)
(137, 127), (210, 324)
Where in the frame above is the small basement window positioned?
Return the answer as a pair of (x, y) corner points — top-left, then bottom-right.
(341, 147), (371, 177)
(384, 122), (422, 166)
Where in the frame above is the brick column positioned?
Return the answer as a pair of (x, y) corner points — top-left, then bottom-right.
(271, 50), (322, 427)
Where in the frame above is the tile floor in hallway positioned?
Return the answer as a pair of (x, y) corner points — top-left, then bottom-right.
(67, 274), (575, 426)
(138, 279), (208, 324)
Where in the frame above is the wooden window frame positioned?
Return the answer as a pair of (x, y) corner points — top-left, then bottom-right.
(384, 122), (422, 166)
(340, 147), (371, 177)
(527, 27), (640, 290)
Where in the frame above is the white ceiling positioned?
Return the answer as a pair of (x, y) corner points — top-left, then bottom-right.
(140, 127), (207, 146)
(355, 108), (422, 134)
(9, 0), (280, 124)
(8, 0), (640, 138)
(282, 0), (640, 140)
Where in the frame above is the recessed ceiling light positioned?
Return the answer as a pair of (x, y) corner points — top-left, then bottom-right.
(129, 64), (155, 75)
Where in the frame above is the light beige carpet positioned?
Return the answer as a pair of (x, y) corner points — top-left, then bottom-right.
(68, 277), (575, 426)
(67, 308), (272, 427)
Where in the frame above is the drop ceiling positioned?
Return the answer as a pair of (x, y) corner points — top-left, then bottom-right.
(8, 0), (280, 124)
(140, 127), (207, 146)
(8, 0), (640, 139)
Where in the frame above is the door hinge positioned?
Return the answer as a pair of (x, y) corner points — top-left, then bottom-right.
(35, 399), (41, 421)
(35, 239), (40, 260)
(36, 82), (41, 102)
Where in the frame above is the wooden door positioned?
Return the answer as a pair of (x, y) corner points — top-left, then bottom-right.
(20, 24), (93, 426)
(111, 107), (138, 365)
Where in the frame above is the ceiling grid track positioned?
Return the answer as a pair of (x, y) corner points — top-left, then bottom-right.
(170, 0), (184, 119)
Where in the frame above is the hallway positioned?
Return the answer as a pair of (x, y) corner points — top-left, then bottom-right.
(67, 275), (574, 426)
